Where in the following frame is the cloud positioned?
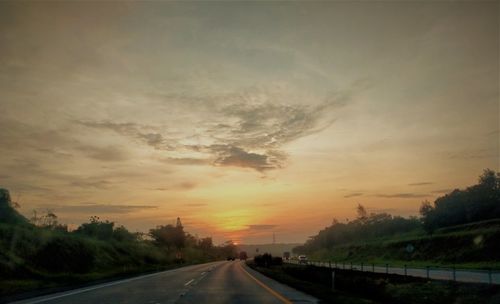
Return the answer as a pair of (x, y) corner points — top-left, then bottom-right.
(70, 180), (112, 189)
(78, 88), (345, 172)
(408, 182), (434, 186)
(211, 145), (285, 172)
(7, 183), (53, 193)
(431, 189), (453, 194)
(177, 181), (197, 190)
(78, 145), (128, 162)
(152, 181), (197, 191)
(38, 203), (158, 214)
(162, 157), (209, 165)
(376, 193), (429, 199)
(0, 119), (77, 153)
(185, 203), (207, 207)
(366, 207), (397, 214)
(344, 192), (363, 198)
(138, 133), (164, 149)
(445, 149), (496, 160)
(78, 121), (174, 150)
(217, 93), (340, 151)
(247, 224), (277, 230)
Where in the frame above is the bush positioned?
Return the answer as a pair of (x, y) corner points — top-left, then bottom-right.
(254, 254), (282, 267)
(32, 236), (95, 273)
(272, 257), (283, 266)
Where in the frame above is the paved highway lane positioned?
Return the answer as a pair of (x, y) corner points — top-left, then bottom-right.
(12, 261), (317, 304)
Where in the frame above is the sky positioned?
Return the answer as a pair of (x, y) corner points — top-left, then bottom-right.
(0, 1), (498, 244)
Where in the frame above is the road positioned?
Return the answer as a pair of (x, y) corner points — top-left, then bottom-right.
(12, 261), (318, 304)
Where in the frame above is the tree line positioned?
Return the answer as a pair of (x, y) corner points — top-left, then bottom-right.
(294, 169), (500, 254)
(420, 169), (500, 233)
(0, 189), (236, 281)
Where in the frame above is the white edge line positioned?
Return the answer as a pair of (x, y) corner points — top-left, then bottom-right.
(19, 262), (222, 304)
(22, 271), (171, 304)
(184, 279), (195, 286)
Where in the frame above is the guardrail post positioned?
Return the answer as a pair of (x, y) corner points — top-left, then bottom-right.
(426, 266), (430, 279)
(404, 264), (407, 276)
(372, 263), (375, 273)
(386, 263), (389, 274)
(350, 262), (353, 270)
(489, 269), (492, 285)
(361, 262), (364, 272)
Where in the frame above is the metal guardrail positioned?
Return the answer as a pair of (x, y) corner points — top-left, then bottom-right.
(284, 259), (500, 285)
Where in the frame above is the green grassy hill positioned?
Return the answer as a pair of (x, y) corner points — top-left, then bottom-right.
(304, 219), (500, 269)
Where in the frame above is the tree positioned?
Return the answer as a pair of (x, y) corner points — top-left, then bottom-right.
(198, 237), (213, 250)
(0, 188), (29, 225)
(112, 225), (138, 242)
(419, 200), (436, 233)
(149, 224), (186, 250)
(356, 203), (368, 222)
(75, 216), (114, 240)
(418, 169), (500, 232)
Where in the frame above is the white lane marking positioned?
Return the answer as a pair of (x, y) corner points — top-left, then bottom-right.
(21, 271), (174, 304)
(201, 272), (206, 275)
(16, 262), (223, 304)
(184, 279), (195, 286)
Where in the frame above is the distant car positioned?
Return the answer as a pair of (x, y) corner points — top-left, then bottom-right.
(239, 251), (248, 260)
(298, 255), (308, 264)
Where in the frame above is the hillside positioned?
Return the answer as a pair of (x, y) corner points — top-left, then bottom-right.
(302, 219), (500, 269)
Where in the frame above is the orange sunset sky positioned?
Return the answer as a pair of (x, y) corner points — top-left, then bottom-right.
(0, 1), (498, 244)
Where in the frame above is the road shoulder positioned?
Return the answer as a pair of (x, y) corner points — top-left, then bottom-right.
(241, 262), (319, 304)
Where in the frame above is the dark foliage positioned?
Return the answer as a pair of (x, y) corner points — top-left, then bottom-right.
(294, 210), (420, 254)
(149, 224), (186, 250)
(420, 169), (500, 233)
(74, 216), (115, 240)
(0, 189), (28, 225)
(32, 236), (95, 273)
(254, 253), (282, 267)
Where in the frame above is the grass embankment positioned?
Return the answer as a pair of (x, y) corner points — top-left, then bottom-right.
(0, 223), (216, 302)
(247, 261), (500, 304)
(306, 219), (500, 270)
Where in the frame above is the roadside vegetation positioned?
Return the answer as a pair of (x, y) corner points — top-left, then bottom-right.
(293, 169), (500, 269)
(0, 188), (236, 300)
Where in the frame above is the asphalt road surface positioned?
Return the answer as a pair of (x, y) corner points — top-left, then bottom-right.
(12, 261), (318, 304)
